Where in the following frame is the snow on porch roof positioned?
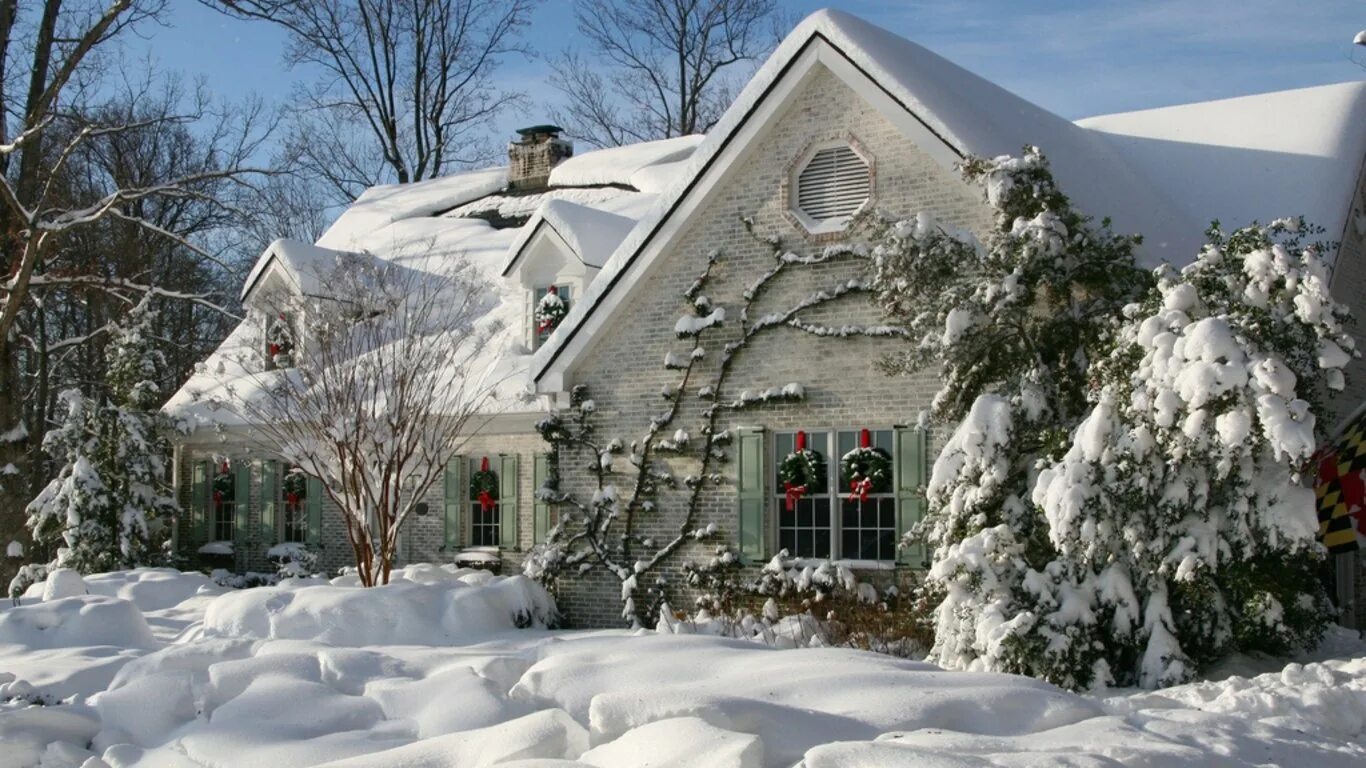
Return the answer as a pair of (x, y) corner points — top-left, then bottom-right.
(1077, 81), (1366, 261)
(528, 8), (1203, 387)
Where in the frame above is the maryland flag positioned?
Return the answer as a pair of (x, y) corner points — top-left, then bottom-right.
(1316, 409), (1366, 554)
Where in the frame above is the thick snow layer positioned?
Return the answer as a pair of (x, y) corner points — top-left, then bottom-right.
(1078, 82), (1366, 265)
(1, 566), (1362, 767)
(41, 569), (87, 601)
(547, 135), (703, 189)
(503, 200), (639, 275)
(0, 595), (156, 650)
(79, 568), (215, 612)
(202, 576), (556, 646)
(317, 167), (508, 250)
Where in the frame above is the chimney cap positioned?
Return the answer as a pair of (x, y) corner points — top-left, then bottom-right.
(515, 124), (564, 138)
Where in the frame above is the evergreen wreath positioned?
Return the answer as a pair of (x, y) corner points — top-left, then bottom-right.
(283, 470), (307, 506)
(535, 287), (567, 334)
(212, 462), (234, 501)
(266, 314), (293, 361)
(470, 457), (500, 513)
(778, 431), (826, 510)
(842, 429), (892, 501)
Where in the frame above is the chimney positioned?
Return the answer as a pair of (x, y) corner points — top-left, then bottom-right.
(508, 124), (572, 192)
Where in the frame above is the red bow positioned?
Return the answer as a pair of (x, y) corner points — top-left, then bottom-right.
(478, 490), (495, 513)
(286, 492), (300, 508)
(848, 478), (872, 503)
(784, 481), (807, 511)
(268, 343), (281, 356)
(213, 490), (223, 503)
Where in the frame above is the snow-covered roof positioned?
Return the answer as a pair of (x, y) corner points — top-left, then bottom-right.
(165, 140), (701, 433)
(528, 9), (1365, 390)
(547, 135), (704, 190)
(1077, 81), (1366, 257)
(502, 199), (639, 277)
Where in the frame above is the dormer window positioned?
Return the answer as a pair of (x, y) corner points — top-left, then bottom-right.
(533, 285), (571, 348)
(265, 313), (295, 370)
(787, 138), (873, 236)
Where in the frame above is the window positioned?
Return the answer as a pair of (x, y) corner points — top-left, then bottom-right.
(790, 142), (872, 234)
(773, 429), (897, 561)
(533, 284), (572, 348)
(469, 456), (501, 546)
(210, 462), (237, 541)
(281, 466), (308, 543)
(264, 313), (294, 370)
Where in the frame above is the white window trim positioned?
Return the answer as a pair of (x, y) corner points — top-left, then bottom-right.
(786, 137), (874, 236)
(530, 283), (574, 350)
(770, 427), (898, 562)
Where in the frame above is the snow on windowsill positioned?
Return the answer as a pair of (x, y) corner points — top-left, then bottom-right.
(197, 541), (235, 556)
(786, 557), (896, 571)
(453, 548), (501, 564)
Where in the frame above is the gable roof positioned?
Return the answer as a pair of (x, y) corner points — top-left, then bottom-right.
(527, 8), (1202, 390)
(1077, 81), (1366, 260)
(502, 199), (639, 278)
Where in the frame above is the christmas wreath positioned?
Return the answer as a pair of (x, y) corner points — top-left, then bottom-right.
(212, 462), (234, 502)
(470, 457), (500, 513)
(283, 470), (307, 508)
(778, 431), (826, 510)
(842, 429), (892, 502)
(535, 287), (567, 334)
(266, 314), (293, 364)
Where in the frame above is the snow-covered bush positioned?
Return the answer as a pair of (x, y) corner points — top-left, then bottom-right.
(873, 149), (1350, 689)
(267, 542), (320, 579)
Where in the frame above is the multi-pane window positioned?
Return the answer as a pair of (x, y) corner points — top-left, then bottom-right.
(773, 429), (897, 561)
(211, 463), (236, 541)
(533, 284), (572, 348)
(282, 466), (308, 543)
(469, 456), (501, 546)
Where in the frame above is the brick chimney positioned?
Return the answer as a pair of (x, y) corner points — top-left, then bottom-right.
(508, 124), (572, 192)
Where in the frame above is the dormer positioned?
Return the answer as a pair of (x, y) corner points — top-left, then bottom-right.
(240, 239), (350, 370)
(501, 200), (637, 348)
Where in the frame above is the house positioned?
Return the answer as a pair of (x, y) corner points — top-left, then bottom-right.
(164, 9), (1366, 628)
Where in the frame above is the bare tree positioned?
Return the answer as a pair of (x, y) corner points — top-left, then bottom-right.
(207, 0), (538, 201)
(550, 0), (783, 147)
(210, 255), (502, 586)
(0, 1), (273, 586)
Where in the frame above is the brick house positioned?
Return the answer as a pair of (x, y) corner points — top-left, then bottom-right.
(164, 10), (1366, 627)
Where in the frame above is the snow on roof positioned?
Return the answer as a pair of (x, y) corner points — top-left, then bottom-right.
(547, 135), (704, 189)
(1077, 81), (1366, 257)
(240, 238), (355, 302)
(316, 167), (507, 250)
(528, 8), (1206, 385)
(502, 199), (639, 277)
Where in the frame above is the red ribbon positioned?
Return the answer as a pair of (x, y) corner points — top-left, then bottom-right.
(213, 490), (223, 503)
(268, 343), (281, 356)
(478, 490), (495, 513)
(480, 456), (490, 472)
(848, 478), (872, 503)
(796, 431), (807, 451)
(784, 481), (806, 511)
(860, 428), (871, 448)
(286, 492), (300, 508)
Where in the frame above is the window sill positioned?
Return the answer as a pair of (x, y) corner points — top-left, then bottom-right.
(786, 557), (896, 571)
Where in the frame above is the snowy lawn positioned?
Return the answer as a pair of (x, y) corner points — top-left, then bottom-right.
(0, 567), (1363, 768)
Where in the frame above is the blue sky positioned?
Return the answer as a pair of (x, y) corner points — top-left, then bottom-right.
(137, 1), (1364, 139)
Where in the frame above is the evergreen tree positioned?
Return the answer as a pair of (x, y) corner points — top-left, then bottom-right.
(21, 300), (177, 577)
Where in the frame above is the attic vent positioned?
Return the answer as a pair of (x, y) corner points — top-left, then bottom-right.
(793, 144), (871, 231)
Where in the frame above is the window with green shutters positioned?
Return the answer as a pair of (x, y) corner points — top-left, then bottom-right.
(206, 460), (248, 543)
(499, 454), (519, 550)
(305, 476), (323, 547)
(281, 465), (310, 543)
(736, 427), (766, 561)
(468, 455), (519, 549)
(760, 427), (927, 564)
(190, 461), (209, 544)
(261, 461), (280, 546)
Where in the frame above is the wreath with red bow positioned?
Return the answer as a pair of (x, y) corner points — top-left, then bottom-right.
(535, 287), (567, 334)
(470, 457), (500, 513)
(778, 431), (826, 511)
(841, 429), (892, 503)
(283, 470), (307, 508)
(212, 462), (234, 503)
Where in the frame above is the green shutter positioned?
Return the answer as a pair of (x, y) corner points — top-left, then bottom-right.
(499, 454), (519, 550)
(306, 476), (323, 547)
(190, 460), (209, 544)
(261, 461), (279, 547)
(233, 462), (252, 546)
(895, 427), (928, 567)
(533, 454), (551, 543)
(443, 456), (463, 551)
(736, 427), (766, 562)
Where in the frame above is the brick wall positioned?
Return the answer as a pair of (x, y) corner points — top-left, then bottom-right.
(549, 65), (994, 627)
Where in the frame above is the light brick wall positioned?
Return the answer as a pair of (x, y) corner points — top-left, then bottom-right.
(550, 66), (994, 627)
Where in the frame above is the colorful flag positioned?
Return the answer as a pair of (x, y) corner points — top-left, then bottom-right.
(1316, 409), (1366, 554)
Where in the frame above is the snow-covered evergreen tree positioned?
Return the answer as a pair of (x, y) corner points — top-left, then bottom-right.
(21, 300), (177, 577)
(872, 150), (1349, 689)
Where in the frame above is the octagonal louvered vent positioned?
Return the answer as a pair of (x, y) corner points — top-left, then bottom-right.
(795, 145), (870, 225)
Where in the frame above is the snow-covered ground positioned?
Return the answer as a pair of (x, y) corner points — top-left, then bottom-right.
(1, 567), (1363, 768)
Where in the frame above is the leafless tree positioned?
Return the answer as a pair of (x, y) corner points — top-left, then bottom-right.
(210, 255), (502, 586)
(0, 1), (274, 586)
(550, 0), (784, 147)
(207, 0), (538, 201)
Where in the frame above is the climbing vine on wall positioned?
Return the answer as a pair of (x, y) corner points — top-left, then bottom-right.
(523, 216), (907, 626)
